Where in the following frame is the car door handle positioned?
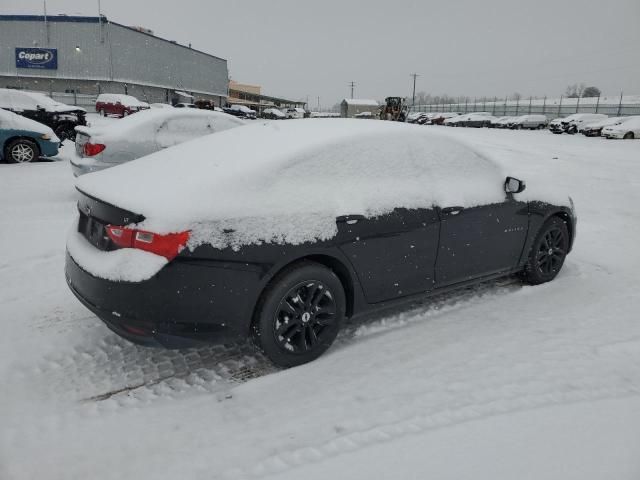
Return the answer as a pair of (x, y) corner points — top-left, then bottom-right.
(441, 206), (464, 215)
(336, 215), (366, 225)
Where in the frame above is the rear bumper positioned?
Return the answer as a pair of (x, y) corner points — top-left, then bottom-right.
(65, 251), (259, 348)
(69, 157), (111, 177)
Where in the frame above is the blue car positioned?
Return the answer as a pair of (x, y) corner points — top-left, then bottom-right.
(0, 108), (60, 163)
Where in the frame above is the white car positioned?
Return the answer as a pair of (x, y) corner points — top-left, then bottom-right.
(561, 114), (608, 134)
(490, 116), (516, 128)
(262, 108), (286, 119)
(286, 107), (306, 119)
(70, 109), (245, 176)
(509, 114), (548, 130)
(580, 117), (627, 137)
(601, 116), (640, 139)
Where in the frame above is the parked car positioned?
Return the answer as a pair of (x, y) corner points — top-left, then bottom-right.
(457, 113), (496, 128)
(149, 103), (174, 109)
(0, 108), (60, 163)
(285, 107), (306, 119)
(580, 117), (627, 137)
(354, 111), (374, 119)
(557, 113), (608, 134)
(431, 113), (459, 125)
(406, 111), (426, 123)
(70, 109), (245, 176)
(548, 118), (564, 134)
(174, 103), (197, 109)
(0, 88), (86, 141)
(224, 105), (257, 119)
(66, 119), (576, 367)
(509, 114), (548, 130)
(95, 94), (149, 118)
(601, 116), (640, 139)
(489, 116), (515, 128)
(262, 108), (286, 119)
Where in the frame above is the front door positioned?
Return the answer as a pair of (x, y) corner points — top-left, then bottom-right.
(337, 208), (440, 303)
(435, 199), (529, 287)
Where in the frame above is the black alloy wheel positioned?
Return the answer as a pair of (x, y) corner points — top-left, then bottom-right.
(5, 138), (39, 163)
(523, 216), (569, 285)
(253, 262), (345, 367)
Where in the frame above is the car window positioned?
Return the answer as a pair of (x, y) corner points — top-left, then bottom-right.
(156, 115), (214, 148)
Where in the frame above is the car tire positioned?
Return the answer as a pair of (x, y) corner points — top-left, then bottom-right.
(523, 216), (569, 285)
(253, 262), (345, 368)
(5, 138), (40, 164)
(623, 132), (634, 140)
(122, 110), (129, 118)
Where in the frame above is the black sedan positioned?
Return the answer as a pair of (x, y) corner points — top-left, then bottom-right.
(65, 120), (576, 367)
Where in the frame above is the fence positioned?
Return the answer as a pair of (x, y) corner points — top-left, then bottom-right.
(408, 95), (640, 118)
(49, 92), (98, 112)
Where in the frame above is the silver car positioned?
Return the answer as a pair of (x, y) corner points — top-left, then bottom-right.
(71, 109), (245, 176)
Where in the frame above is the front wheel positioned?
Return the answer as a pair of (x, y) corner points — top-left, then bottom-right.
(523, 216), (569, 285)
(5, 138), (40, 163)
(623, 132), (634, 140)
(253, 262), (345, 367)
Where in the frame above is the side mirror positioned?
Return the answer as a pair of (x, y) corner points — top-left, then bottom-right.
(505, 176), (526, 194)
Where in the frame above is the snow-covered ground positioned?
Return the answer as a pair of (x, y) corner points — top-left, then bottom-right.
(1, 121), (639, 479)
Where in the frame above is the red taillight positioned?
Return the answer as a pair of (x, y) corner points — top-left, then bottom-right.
(106, 225), (190, 260)
(83, 142), (106, 157)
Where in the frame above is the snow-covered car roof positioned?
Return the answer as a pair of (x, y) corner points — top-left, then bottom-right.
(75, 108), (245, 142)
(603, 116), (640, 132)
(150, 103), (174, 109)
(263, 108), (285, 116)
(76, 119), (507, 249)
(96, 94), (149, 108)
(584, 116), (632, 129)
(231, 105), (256, 113)
(0, 107), (56, 136)
(0, 88), (86, 113)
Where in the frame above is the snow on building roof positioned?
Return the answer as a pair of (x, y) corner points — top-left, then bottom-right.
(342, 99), (379, 106)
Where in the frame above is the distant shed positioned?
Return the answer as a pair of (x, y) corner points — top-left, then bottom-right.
(341, 98), (379, 118)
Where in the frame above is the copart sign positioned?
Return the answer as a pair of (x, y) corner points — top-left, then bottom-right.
(15, 48), (58, 69)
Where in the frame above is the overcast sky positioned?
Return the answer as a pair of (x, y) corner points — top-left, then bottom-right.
(3, 0), (639, 107)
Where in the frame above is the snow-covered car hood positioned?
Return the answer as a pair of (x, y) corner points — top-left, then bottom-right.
(0, 108), (57, 137)
(76, 119), (508, 249)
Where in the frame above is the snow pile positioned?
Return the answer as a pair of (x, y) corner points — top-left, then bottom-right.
(76, 119), (507, 249)
(0, 108), (57, 137)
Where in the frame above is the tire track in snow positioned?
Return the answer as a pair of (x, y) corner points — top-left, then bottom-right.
(9, 276), (522, 409)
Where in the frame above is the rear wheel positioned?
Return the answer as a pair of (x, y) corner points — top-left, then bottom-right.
(523, 217), (569, 285)
(253, 262), (345, 367)
(5, 138), (40, 163)
(623, 132), (634, 140)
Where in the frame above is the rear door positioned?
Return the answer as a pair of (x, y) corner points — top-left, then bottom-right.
(435, 198), (528, 287)
(156, 115), (214, 148)
(337, 208), (440, 303)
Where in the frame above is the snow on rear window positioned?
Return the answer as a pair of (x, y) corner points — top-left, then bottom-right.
(76, 120), (506, 250)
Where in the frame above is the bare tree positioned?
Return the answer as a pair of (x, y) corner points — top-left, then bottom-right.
(510, 92), (522, 101)
(565, 83), (586, 98)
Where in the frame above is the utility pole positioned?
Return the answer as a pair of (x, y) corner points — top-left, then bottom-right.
(410, 73), (420, 106)
(348, 81), (356, 99)
(317, 96), (320, 111)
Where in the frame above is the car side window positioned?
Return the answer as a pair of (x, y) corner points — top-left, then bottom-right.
(156, 116), (214, 148)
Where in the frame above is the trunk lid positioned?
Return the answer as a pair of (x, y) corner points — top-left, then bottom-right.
(76, 189), (144, 251)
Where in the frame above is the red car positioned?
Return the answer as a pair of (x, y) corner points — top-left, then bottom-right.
(95, 94), (149, 118)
